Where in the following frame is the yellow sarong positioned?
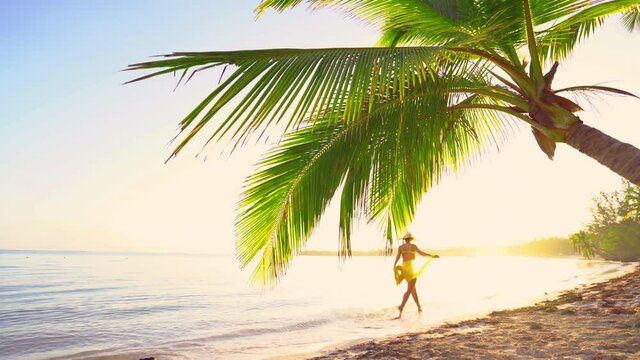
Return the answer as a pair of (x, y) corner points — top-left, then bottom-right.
(394, 258), (433, 285)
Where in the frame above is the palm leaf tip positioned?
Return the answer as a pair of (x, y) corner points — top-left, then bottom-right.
(622, 5), (640, 31)
(255, 0), (305, 16)
(235, 119), (355, 285)
(125, 46), (453, 161)
(554, 85), (640, 99)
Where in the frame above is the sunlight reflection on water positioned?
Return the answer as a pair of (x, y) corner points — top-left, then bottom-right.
(0, 251), (632, 359)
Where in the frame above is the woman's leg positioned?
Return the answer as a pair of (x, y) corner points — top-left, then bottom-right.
(410, 280), (422, 312)
(398, 279), (416, 316)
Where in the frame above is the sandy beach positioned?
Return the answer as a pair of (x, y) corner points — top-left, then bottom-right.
(307, 264), (640, 359)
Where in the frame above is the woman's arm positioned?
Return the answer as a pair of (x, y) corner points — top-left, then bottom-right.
(415, 245), (440, 258)
(393, 247), (401, 266)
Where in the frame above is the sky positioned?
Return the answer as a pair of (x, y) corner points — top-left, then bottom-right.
(1, 1), (639, 255)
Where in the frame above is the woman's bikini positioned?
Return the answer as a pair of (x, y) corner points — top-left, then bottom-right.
(400, 244), (416, 261)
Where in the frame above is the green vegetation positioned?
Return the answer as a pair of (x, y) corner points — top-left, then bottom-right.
(571, 182), (640, 262)
(129, 1), (640, 284)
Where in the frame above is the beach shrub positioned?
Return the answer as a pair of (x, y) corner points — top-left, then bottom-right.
(596, 220), (640, 261)
(572, 182), (640, 261)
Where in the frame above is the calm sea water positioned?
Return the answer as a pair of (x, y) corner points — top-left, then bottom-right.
(0, 250), (632, 359)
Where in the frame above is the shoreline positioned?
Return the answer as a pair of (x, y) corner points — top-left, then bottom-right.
(297, 264), (640, 359)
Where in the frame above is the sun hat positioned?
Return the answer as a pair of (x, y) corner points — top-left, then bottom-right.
(402, 232), (415, 241)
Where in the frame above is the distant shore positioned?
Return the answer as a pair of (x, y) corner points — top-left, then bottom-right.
(301, 236), (579, 257)
(303, 264), (640, 359)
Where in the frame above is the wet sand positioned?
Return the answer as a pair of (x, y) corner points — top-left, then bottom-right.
(308, 265), (640, 359)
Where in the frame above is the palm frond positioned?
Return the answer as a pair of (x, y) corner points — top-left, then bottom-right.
(538, 0), (640, 61)
(523, 0), (544, 83)
(361, 63), (512, 242)
(338, 153), (370, 258)
(258, 0), (475, 29)
(376, 9), (523, 50)
(237, 115), (355, 285)
(529, 0), (588, 24)
(239, 60), (516, 284)
(260, 0), (509, 47)
(236, 69), (440, 284)
(554, 84), (639, 98)
(127, 47), (452, 158)
(622, 5), (640, 31)
(364, 95), (444, 243)
(256, 0), (311, 14)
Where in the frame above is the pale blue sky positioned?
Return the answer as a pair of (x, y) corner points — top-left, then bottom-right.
(1, 1), (639, 254)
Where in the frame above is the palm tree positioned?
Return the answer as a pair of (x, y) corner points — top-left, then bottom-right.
(570, 230), (598, 259)
(127, 0), (640, 284)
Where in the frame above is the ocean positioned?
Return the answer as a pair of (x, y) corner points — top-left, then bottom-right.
(0, 250), (632, 359)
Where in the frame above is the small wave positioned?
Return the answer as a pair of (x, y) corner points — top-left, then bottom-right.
(167, 318), (332, 346)
(0, 286), (124, 303)
(350, 306), (398, 320)
(48, 347), (187, 360)
(0, 284), (58, 293)
(93, 304), (186, 319)
(165, 307), (396, 348)
(600, 267), (621, 275)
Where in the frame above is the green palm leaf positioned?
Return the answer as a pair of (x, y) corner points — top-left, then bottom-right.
(554, 85), (639, 99)
(538, 0), (640, 61)
(622, 4), (640, 31)
(127, 47), (450, 159)
(237, 116), (353, 285)
(366, 90), (513, 244)
(239, 63), (515, 284)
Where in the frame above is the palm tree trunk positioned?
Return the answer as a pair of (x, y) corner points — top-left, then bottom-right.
(565, 122), (640, 185)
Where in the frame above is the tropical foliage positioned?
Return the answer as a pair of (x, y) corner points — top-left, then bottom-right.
(571, 182), (640, 262)
(128, 0), (640, 284)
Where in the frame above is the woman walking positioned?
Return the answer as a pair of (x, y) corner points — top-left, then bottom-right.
(393, 232), (439, 318)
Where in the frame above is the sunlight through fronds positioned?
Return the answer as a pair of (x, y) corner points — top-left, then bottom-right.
(236, 62), (515, 285)
(129, 0), (640, 284)
(622, 5), (640, 31)
(538, 0), (640, 61)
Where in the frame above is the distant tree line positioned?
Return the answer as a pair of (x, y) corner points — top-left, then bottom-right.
(571, 182), (640, 262)
(504, 237), (577, 257)
(303, 183), (640, 261)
